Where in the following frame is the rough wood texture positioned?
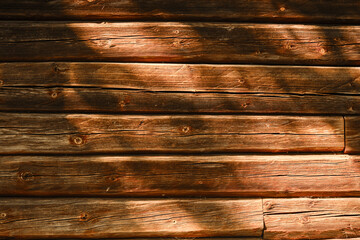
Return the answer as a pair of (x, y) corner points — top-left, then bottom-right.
(0, 198), (263, 238)
(3, 63), (360, 93)
(1, 22), (359, 65)
(264, 198), (360, 239)
(2, 87), (360, 114)
(0, 0), (359, 23)
(345, 116), (360, 153)
(1, 63), (360, 114)
(0, 114), (344, 154)
(2, 154), (360, 197)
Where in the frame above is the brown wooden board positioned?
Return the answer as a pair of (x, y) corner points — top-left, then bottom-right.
(0, 198), (263, 238)
(3, 63), (360, 93)
(0, 114), (344, 154)
(1, 63), (360, 114)
(345, 116), (360, 153)
(0, 0), (359, 23)
(1, 22), (360, 65)
(2, 154), (360, 197)
(264, 198), (360, 239)
(2, 87), (359, 114)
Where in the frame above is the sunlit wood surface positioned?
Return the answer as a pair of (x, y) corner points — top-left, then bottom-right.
(1, 1), (360, 239)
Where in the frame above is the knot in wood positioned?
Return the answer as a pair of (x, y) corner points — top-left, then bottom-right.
(119, 98), (131, 109)
(52, 63), (67, 74)
(264, 201), (274, 210)
(20, 171), (34, 182)
(280, 7), (286, 12)
(238, 79), (245, 85)
(0, 213), (6, 218)
(182, 126), (191, 134)
(241, 102), (250, 108)
(70, 135), (85, 145)
(49, 90), (60, 99)
(0, 80), (3, 86)
(80, 213), (89, 221)
(319, 48), (327, 55)
(299, 216), (310, 224)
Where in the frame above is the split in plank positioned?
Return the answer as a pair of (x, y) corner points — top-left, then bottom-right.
(0, 113), (344, 154)
(0, 0), (359, 24)
(2, 154), (360, 197)
(345, 116), (360, 153)
(2, 63), (360, 94)
(1, 63), (360, 114)
(264, 198), (360, 239)
(1, 22), (360, 65)
(0, 198), (263, 238)
(2, 87), (360, 114)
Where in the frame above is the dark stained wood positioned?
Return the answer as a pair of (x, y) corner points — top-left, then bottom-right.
(264, 198), (360, 239)
(0, 0), (359, 23)
(0, 198), (263, 238)
(345, 116), (360, 153)
(1, 22), (359, 65)
(1, 63), (360, 114)
(0, 114), (344, 154)
(2, 154), (360, 197)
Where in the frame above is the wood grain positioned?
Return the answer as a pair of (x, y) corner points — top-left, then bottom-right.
(1, 22), (359, 65)
(1, 63), (360, 114)
(345, 116), (360, 153)
(0, 0), (359, 23)
(2, 87), (359, 114)
(3, 63), (360, 93)
(0, 198), (263, 238)
(2, 154), (360, 197)
(0, 113), (344, 154)
(264, 198), (360, 239)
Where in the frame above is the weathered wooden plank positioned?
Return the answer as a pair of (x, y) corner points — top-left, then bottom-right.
(14, 239), (260, 240)
(0, 198), (263, 238)
(0, 0), (359, 23)
(1, 63), (360, 114)
(24, 239), (260, 240)
(345, 116), (360, 153)
(1, 87), (359, 114)
(2, 63), (360, 93)
(1, 22), (359, 65)
(3, 154), (360, 197)
(264, 198), (360, 239)
(0, 114), (344, 154)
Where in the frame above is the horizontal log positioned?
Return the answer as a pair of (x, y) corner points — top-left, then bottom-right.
(0, 198), (263, 238)
(2, 154), (360, 197)
(0, 114), (344, 154)
(3, 63), (360, 93)
(264, 198), (360, 239)
(0, 0), (359, 23)
(345, 116), (360, 153)
(1, 63), (360, 114)
(2, 87), (359, 114)
(1, 22), (359, 65)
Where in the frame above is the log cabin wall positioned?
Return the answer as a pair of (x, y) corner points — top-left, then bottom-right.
(0, 1), (360, 239)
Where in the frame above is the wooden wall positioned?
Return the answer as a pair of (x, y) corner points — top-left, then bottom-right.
(0, 0), (360, 239)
